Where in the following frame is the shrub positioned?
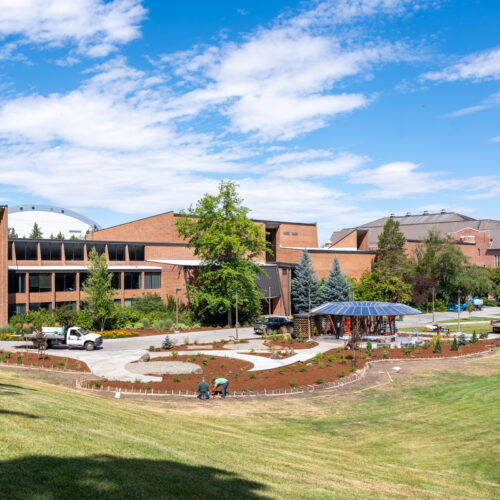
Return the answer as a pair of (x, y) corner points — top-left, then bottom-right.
(271, 331), (278, 342)
(433, 337), (442, 354)
(297, 334), (304, 343)
(162, 335), (173, 350)
(315, 352), (324, 363)
(249, 373), (256, 379)
(153, 320), (166, 333)
(210, 356), (215, 360)
(423, 341), (431, 349)
(245, 387), (252, 392)
(143, 384), (151, 391)
(382, 348), (390, 359)
(173, 376), (180, 383)
(220, 364), (225, 368)
(4, 351), (11, 359)
(315, 378), (324, 384)
(202, 358), (209, 366)
(0, 324), (14, 334)
(338, 371), (345, 378)
(149, 345), (155, 351)
(299, 366), (307, 372)
(58, 360), (66, 367)
(171, 351), (179, 358)
(289, 380), (298, 387)
(366, 339), (372, 356)
(141, 317), (151, 330)
(340, 358), (347, 365)
(188, 355), (195, 362)
(0, 356), (5, 363)
(277, 368), (285, 374)
(327, 355), (336, 362)
(17, 354), (22, 364)
(94, 380), (102, 388)
(458, 333), (468, 345)
(451, 337), (459, 351)
(403, 347), (413, 356)
(165, 318), (174, 330)
(350, 366), (356, 372)
(471, 331), (478, 343)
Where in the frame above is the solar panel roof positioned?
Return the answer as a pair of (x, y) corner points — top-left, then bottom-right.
(311, 301), (421, 316)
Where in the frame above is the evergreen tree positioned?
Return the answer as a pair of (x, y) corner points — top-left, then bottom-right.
(451, 337), (459, 351)
(433, 336), (442, 354)
(322, 257), (351, 303)
(471, 331), (478, 343)
(29, 222), (43, 239)
(56, 231), (65, 239)
(373, 218), (408, 278)
(81, 248), (116, 331)
(162, 335), (173, 349)
(291, 249), (322, 313)
(8, 228), (18, 238)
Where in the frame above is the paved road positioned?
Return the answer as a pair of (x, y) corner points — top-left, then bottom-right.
(398, 306), (500, 328)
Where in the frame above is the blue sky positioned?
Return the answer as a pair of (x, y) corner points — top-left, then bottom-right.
(0, 0), (498, 243)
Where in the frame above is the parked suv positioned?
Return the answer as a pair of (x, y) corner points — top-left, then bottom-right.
(254, 316), (294, 335)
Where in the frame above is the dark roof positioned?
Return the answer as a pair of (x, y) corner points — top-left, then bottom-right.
(359, 212), (475, 228)
(327, 228), (355, 246)
(255, 265), (282, 298)
(312, 301), (421, 316)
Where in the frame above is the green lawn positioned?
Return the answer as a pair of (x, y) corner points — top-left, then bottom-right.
(441, 316), (499, 324)
(0, 354), (499, 499)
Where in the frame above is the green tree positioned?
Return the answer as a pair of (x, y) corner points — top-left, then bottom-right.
(132, 293), (168, 314)
(373, 218), (408, 277)
(291, 249), (322, 313)
(489, 266), (500, 299)
(354, 268), (412, 303)
(8, 228), (18, 238)
(176, 181), (267, 325)
(29, 222), (43, 239)
(56, 231), (65, 239)
(321, 257), (351, 303)
(81, 248), (116, 331)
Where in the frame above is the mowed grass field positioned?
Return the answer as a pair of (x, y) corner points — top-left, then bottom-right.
(0, 353), (499, 499)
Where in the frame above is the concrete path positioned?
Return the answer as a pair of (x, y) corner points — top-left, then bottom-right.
(398, 306), (500, 328)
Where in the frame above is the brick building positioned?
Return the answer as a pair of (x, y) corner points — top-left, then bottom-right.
(327, 210), (500, 268)
(1, 207), (376, 325)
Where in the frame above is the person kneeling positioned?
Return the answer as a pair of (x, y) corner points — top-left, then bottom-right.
(197, 377), (210, 400)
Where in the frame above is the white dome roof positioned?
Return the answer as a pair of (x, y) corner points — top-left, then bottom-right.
(9, 205), (101, 239)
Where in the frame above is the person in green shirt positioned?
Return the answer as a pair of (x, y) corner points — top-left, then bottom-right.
(212, 377), (229, 399)
(197, 377), (210, 400)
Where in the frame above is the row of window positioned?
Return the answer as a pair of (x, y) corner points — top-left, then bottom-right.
(8, 299), (138, 317)
(8, 242), (145, 262)
(8, 271), (161, 293)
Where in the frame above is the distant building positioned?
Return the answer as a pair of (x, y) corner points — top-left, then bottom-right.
(8, 205), (100, 239)
(327, 210), (500, 268)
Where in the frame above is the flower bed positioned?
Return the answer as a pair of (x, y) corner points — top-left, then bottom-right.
(0, 350), (89, 372)
(86, 340), (492, 394)
(101, 330), (139, 339)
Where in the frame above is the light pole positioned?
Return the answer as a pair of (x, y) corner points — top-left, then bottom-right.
(234, 291), (239, 341)
(268, 286), (271, 315)
(457, 289), (461, 333)
(175, 288), (181, 333)
(429, 287), (435, 323)
(308, 285), (311, 341)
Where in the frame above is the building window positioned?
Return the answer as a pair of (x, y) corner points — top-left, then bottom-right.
(292, 232), (298, 236)
(284, 231), (290, 235)
(87, 243), (106, 256)
(114, 299), (122, 305)
(15, 241), (38, 260)
(40, 242), (62, 260)
(128, 244), (145, 261)
(55, 273), (76, 292)
(108, 244), (125, 261)
(64, 242), (84, 261)
(29, 302), (52, 311)
(110, 272), (121, 289)
(8, 272), (25, 293)
(282, 268), (287, 276)
(144, 272), (161, 289)
(79, 272), (89, 290)
(8, 303), (26, 317)
(124, 272), (141, 289)
(29, 273), (52, 293)
(478, 248), (480, 256)
(55, 301), (76, 310)
(495, 255), (499, 267)
(124, 298), (136, 307)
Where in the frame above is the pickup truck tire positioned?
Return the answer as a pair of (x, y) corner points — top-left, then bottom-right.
(84, 342), (95, 351)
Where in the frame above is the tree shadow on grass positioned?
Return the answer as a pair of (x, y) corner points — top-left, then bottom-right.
(0, 409), (39, 418)
(0, 455), (267, 500)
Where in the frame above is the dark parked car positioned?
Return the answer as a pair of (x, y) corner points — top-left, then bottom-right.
(254, 316), (294, 335)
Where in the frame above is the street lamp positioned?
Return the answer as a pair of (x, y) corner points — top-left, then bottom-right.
(429, 287), (435, 323)
(175, 288), (182, 333)
(457, 289), (461, 333)
(232, 291), (239, 341)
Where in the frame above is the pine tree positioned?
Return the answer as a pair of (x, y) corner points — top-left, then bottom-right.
(373, 218), (408, 278)
(471, 330), (477, 343)
(162, 335), (173, 349)
(56, 231), (65, 239)
(29, 222), (43, 239)
(321, 257), (351, 303)
(291, 250), (321, 313)
(451, 337), (459, 351)
(8, 228), (18, 238)
(366, 339), (373, 356)
(433, 336), (442, 354)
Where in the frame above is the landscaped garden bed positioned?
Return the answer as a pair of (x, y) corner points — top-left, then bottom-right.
(148, 339), (251, 351)
(85, 339), (493, 394)
(264, 339), (318, 350)
(0, 350), (90, 372)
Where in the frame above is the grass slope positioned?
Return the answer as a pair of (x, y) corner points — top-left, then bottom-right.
(0, 355), (499, 499)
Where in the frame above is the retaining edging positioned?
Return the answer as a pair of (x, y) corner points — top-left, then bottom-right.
(75, 348), (495, 399)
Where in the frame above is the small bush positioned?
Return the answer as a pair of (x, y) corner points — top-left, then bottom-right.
(289, 380), (298, 387)
(451, 337), (459, 351)
(245, 387), (252, 392)
(153, 319), (166, 333)
(277, 368), (285, 374)
(17, 354), (23, 364)
(143, 384), (151, 391)
(58, 360), (66, 367)
(173, 376), (180, 383)
(249, 373), (256, 379)
(340, 358), (347, 365)
(433, 337), (442, 354)
(315, 352), (324, 363)
(220, 364), (225, 368)
(4, 351), (11, 359)
(299, 366), (307, 372)
(315, 378), (324, 384)
(350, 366), (356, 372)
(202, 358), (209, 366)
(210, 356), (215, 360)
(403, 347), (413, 356)
(338, 371), (345, 378)
(165, 318), (174, 330)
(141, 317), (151, 330)
(0, 356), (5, 363)
(188, 355), (195, 362)
(94, 380), (102, 388)
(171, 351), (179, 358)
(149, 345), (155, 351)
(162, 335), (173, 350)
(327, 355), (336, 362)
(471, 331), (478, 343)
(366, 339), (372, 356)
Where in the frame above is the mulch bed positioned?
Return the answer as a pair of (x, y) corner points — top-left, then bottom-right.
(264, 340), (318, 350)
(84, 340), (492, 393)
(0, 351), (90, 372)
(148, 340), (254, 352)
(143, 354), (253, 374)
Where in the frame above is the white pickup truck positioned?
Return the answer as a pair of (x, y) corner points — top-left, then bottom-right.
(24, 326), (103, 351)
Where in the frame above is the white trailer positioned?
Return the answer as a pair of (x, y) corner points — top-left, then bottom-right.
(24, 326), (103, 351)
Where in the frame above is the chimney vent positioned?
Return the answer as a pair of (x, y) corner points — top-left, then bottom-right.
(441, 209), (446, 214)
(423, 210), (429, 215)
(390, 213), (395, 218)
(406, 212), (411, 216)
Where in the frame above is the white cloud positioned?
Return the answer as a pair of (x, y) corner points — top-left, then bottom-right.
(443, 90), (500, 117)
(0, 0), (146, 57)
(423, 47), (500, 82)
